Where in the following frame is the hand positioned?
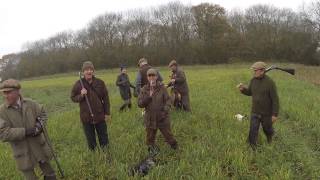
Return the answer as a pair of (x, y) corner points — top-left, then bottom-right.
(81, 88), (87, 96)
(170, 79), (175, 83)
(237, 83), (246, 91)
(105, 115), (111, 123)
(25, 126), (42, 137)
(149, 87), (154, 97)
(272, 116), (277, 123)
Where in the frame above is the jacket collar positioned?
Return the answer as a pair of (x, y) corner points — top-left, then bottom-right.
(5, 96), (25, 109)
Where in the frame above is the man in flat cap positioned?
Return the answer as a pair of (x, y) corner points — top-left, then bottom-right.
(237, 62), (279, 150)
(138, 68), (178, 155)
(71, 61), (111, 151)
(135, 58), (163, 96)
(167, 60), (191, 112)
(0, 79), (56, 180)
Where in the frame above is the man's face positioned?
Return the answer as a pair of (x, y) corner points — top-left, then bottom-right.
(147, 74), (158, 85)
(170, 65), (177, 72)
(2, 90), (20, 106)
(121, 69), (127, 74)
(253, 68), (265, 78)
(83, 68), (94, 80)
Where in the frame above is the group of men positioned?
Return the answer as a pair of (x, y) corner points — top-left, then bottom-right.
(0, 59), (279, 179)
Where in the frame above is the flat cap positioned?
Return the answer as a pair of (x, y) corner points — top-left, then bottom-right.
(147, 68), (157, 76)
(168, 60), (178, 67)
(138, 58), (148, 66)
(82, 61), (95, 71)
(251, 61), (267, 70)
(0, 79), (21, 92)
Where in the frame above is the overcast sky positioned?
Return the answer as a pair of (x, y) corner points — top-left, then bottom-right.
(0, 0), (311, 58)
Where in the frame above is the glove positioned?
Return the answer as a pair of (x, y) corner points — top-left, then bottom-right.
(25, 124), (43, 137)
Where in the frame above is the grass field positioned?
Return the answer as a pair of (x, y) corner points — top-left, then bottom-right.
(0, 64), (319, 179)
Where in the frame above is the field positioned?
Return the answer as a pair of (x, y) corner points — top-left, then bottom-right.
(0, 64), (319, 179)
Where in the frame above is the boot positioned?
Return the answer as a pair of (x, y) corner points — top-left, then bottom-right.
(170, 143), (178, 150)
(147, 145), (160, 157)
(119, 104), (126, 111)
(44, 174), (57, 180)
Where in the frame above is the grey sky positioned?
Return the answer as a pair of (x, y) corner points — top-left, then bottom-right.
(0, 0), (311, 58)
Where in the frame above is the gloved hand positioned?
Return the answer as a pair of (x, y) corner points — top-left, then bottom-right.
(25, 124), (43, 137)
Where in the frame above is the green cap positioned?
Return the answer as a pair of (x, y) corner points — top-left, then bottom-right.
(0, 79), (21, 92)
(82, 61), (94, 71)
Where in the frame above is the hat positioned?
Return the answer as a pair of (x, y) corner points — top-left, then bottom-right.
(251, 61), (267, 70)
(0, 79), (21, 92)
(138, 58), (148, 66)
(147, 68), (157, 76)
(82, 61), (94, 71)
(120, 65), (126, 71)
(168, 60), (178, 67)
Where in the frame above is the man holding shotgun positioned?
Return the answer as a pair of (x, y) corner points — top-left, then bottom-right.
(237, 62), (279, 150)
(0, 79), (57, 180)
(71, 61), (110, 151)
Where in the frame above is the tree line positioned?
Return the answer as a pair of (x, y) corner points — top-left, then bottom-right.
(2, 1), (320, 79)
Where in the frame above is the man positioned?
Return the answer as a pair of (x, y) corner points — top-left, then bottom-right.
(116, 65), (135, 111)
(167, 60), (191, 112)
(138, 69), (178, 155)
(135, 58), (163, 96)
(0, 79), (56, 180)
(237, 61), (279, 149)
(71, 61), (110, 151)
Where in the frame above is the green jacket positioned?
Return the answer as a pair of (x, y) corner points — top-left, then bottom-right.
(0, 97), (52, 171)
(241, 75), (279, 117)
(138, 82), (171, 129)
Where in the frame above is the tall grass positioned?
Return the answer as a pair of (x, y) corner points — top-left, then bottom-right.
(0, 64), (319, 179)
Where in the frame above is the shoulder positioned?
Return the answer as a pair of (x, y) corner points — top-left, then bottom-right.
(264, 75), (275, 84)
(0, 104), (6, 113)
(94, 77), (106, 85)
(23, 98), (39, 106)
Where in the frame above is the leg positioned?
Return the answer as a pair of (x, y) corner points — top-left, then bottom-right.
(159, 126), (178, 149)
(181, 93), (191, 112)
(82, 122), (97, 151)
(119, 103), (127, 111)
(146, 128), (157, 146)
(146, 128), (159, 156)
(261, 116), (274, 143)
(248, 114), (261, 149)
(39, 161), (56, 180)
(21, 169), (37, 180)
(95, 121), (109, 149)
(127, 99), (132, 109)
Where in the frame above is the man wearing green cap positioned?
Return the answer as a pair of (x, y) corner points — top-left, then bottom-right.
(167, 60), (191, 112)
(0, 79), (56, 180)
(237, 62), (279, 149)
(135, 58), (163, 96)
(71, 61), (110, 151)
(138, 68), (178, 154)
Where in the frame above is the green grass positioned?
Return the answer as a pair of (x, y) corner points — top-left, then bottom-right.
(0, 64), (319, 179)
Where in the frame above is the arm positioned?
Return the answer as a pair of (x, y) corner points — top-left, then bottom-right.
(0, 117), (25, 142)
(174, 71), (186, 84)
(70, 81), (84, 103)
(138, 87), (152, 108)
(102, 82), (111, 115)
(116, 75), (127, 86)
(240, 80), (252, 96)
(162, 87), (171, 112)
(157, 71), (163, 82)
(270, 80), (279, 117)
(135, 72), (142, 94)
